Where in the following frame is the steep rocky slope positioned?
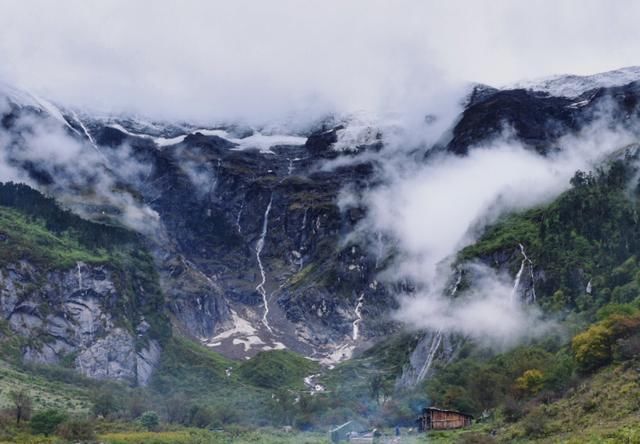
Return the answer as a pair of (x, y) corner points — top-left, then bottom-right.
(3, 67), (640, 386)
(0, 183), (169, 385)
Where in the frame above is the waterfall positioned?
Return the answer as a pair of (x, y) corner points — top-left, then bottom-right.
(511, 259), (526, 303)
(412, 268), (462, 384)
(521, 244), (536, 303)
(352, 294), (365, 341)
(76, 262), (83, 290)
(416, 330), (443, 382)
(71, 111), (106, 159)
(451, 268), (462, 296)
(236, 201), (245, 234)
(287, 158), (294, 175)
(256, 195), (274, 333)
(586, 280), (592, 294)
(511, 243), (535, 303)
(297, 208), (309, 271)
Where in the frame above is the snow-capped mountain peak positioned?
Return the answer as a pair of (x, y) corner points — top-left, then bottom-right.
(506, 66), (640, 98)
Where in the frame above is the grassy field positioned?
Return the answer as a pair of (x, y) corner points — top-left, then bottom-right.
(0, 362), (91, 414)
(100, 429), (328, 444)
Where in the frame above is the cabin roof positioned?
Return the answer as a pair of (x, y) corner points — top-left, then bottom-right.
(423, 406), (474, 419)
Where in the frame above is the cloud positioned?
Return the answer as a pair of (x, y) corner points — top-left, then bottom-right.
(346, 103), (638, 343)
(396, 262), (551, 347)
(1, 0), (640, 124)
(2, 0), (639, 345)
(0, 111), (160, 233)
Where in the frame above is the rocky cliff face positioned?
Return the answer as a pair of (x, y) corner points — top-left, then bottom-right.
(0, 94), (395, 367)
(1, 260), (161, 385)
(447, 81), (640, 156)
(88, 123), (395, 362)
(3, 68), (640, 383)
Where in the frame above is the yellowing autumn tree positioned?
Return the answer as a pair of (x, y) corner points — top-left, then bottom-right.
(572, 324), (613, 373)
(515, 369), (545, 395)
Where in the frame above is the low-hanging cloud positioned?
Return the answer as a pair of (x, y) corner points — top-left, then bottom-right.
(2, 0), (640, 347)
(346, 103), (640, 345)
(2, 0), (640, 125)
(396, 262), (551, 347)
(0, 107), (160, 233)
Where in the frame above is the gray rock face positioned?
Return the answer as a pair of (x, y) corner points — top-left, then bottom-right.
(87, 122), (397, 360)
(399, 330), (459, 387)
(75, 328), (160, 386)
(0, 260), (160, 385)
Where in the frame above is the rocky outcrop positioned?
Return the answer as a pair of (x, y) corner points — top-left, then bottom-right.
(1, 260), (162, 385)
(447, 81), (640, 156)
(398, 330), (459, 387)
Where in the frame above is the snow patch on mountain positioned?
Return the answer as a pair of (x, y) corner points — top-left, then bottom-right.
(507, 66), (640, 98)
(0, 80), (77, 131)
(106, 123), (307, 152)
(333, 124), (379, 152)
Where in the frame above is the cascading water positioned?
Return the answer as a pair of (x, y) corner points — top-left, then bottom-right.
(71, 111), (107, 160)
(416, 330), (443, 382)
(296, 208), (309, 271)
(511, 243), (535, 303)
(451, 268), (462, 296)
(76, 262), (83, 290)
(352, 294), (365, 341)
(414, 268), (461, 383)
(255, 195), (274, 333)
(301, 208), (308, 231)
(511, 261), (526, 303)
(236, 201), (244, 234)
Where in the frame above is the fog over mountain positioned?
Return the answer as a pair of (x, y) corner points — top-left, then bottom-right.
(2, 2), (640, 440)
(2, 0), (640, 124)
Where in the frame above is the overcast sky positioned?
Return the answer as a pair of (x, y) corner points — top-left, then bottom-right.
(1, 0), (639, 122)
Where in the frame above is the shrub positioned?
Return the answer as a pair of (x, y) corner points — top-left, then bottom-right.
(56, 418), (95, 441)
(30, 409), (67, 436)
(596, 303), (637, 320)
(210, 406), (240, 428)
(165, 394), (189, 424)
(127, 390), (149, 420)
(139, 411), (160, 431)
(185, 404), (215, 428)
(502, 397), (525, 423)
(542, 352), (575, 393)
(522, 408), (548, 437)
(92, 387), (120, 418)
(616, 333), (640, 360)
(573, 312), (640, 372)
(9, 389), (32, 425)
(457, 432), (496, 444)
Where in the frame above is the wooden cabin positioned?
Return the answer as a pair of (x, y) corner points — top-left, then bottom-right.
(417, 407), (473, 431)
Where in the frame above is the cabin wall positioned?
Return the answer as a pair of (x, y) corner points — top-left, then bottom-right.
(423, 410), (472, 430)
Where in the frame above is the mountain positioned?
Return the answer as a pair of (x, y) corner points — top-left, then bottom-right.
(4, 67), (640, 441)
(508, 65), (640, 98)
(3, 68), (640, 372)
(0, 82), (394, 374)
